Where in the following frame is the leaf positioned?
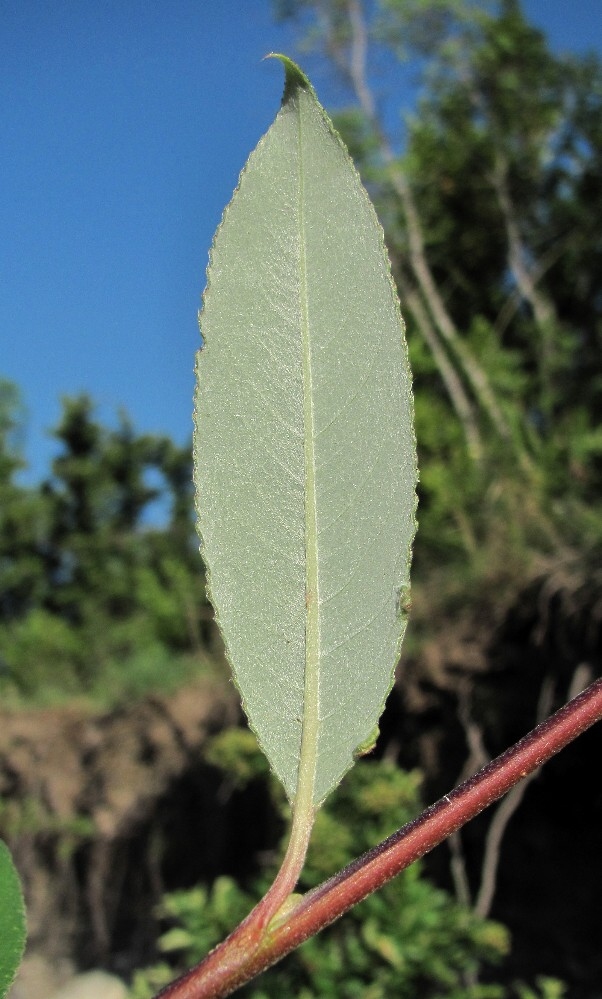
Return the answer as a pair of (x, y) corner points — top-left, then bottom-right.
(194, 56), (416, 808)
(0, 839), (26, 998)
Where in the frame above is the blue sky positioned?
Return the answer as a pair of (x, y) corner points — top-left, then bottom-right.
(2, 1), (601, 483)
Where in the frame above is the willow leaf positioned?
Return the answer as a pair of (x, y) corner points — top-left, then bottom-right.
(0, 839), (26, 998)
(194, 56), (416, 809)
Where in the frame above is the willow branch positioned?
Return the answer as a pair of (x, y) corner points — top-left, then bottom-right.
(155, 678), (602, 999)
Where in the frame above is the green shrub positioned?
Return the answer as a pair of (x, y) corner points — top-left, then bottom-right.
(0, 609), (85, 698)
(131, 736), (563, 999)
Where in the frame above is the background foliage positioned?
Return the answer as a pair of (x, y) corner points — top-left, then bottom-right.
(1, 1), (601, 995)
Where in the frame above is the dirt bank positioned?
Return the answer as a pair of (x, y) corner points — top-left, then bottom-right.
(0, 678), (239, 974)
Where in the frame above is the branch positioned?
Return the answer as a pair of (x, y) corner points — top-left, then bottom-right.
(395, 265), (483, 460)
(448, 680), (491, 906)
(155, 678), (602, 999)
(341, 1), (512, 446)
(490, 151), (557, 332)
(494, 235), (569, 340)
(473, 675), (555, 918)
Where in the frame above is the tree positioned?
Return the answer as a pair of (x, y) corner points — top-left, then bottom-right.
(0, 380), (50, 624)
(273, 0), (602, 562)
(0, 390), (213, 699)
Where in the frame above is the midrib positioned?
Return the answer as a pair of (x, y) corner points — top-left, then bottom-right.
(295, 90), (321, 815)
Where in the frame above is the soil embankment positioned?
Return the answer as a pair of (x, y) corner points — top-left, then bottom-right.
(1, 678), (239, 988)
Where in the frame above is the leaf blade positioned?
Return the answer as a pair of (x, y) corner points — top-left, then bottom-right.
(194, 58), (416, 807)
(0, 839), (26, 998)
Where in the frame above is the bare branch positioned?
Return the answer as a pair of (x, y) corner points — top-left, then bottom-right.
(494, 235), (569, 340)
(395, 266), (483, 459)
(491, 151), (557, 332)
(474, 675), (555, 918)
(568, 663), (593, 702)
(340, 1), (511, 446)
(448, 832), (473, 908)
(448, 680), (491, 906)
(348, 0), (374, 116)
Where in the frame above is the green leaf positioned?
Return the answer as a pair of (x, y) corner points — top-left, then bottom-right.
(194, 55), (416, 808)
(0, 839), (26, 998)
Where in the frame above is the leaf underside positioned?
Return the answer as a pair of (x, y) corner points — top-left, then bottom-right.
(0, 839), (26, 998)
(194, 56), (416, 808)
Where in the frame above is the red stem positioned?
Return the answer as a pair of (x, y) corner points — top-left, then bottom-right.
(156, 678), (602, 999)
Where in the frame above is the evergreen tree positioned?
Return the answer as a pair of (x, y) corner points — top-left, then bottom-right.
(0, 387), (212, 699)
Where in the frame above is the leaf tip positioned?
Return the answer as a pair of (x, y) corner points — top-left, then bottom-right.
(264, 52), (311, 102)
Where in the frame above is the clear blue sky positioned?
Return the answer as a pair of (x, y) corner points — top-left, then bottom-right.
(2, 1), (601, 483)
